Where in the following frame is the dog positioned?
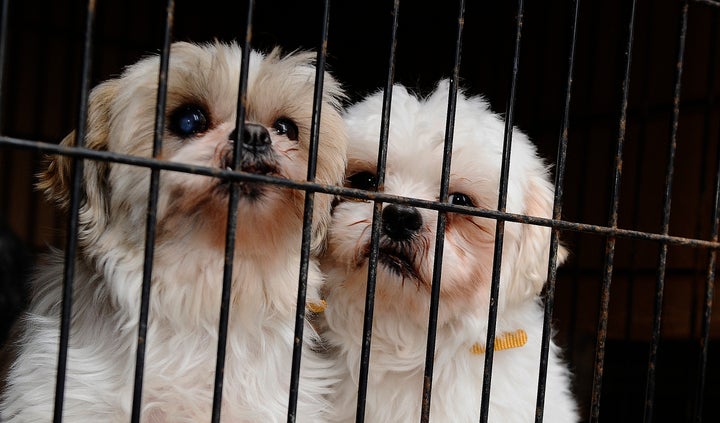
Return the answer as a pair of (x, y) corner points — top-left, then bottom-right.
(321, 81), (577, 422)
(0, 41), (347, 422)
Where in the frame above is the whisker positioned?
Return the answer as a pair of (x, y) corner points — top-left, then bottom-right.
(349, 219), (371, 227)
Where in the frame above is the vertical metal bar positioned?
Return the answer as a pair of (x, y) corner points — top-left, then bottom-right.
(589, 0), (637, 421)
(354, 1), (400, 422)
(0, 0), (9, 133)
(690, 3), (719, 343)
(692, 8), (720, 422)
(694, 158), (720, 423)
(53, 1), (96, 422)
(130, 1), (174, 422)
(534, 0), (579, 421)
(567, 0), (601, 360)
(0, 0), (10, 218)
(478, 1), (523, 422)
(420, 1), (465, 422)
(286, 1), (330, 421)
(621, 2), (656, 416)
(642, 2), (688, 422)
(211, 1), (254, 421)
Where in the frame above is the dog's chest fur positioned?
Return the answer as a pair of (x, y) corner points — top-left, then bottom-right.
(324, 292), (577, 423)
(2, 249), (329, 423)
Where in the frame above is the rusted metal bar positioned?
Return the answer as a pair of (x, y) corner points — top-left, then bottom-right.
(643, 1), (688, 421)
(0, 0), (8, 134)
(479, 0), (524, 422)
(589, 0), (637, 421)
(421, 1), (465, 421)
(535, 1), (580, 421)
(130, 1), (174, 422)
(694, 0), (720, 8)
(355, 1), (400, 422)
(287, 1), (331, 421)
(692, 6), (720, 423)
(3, 135), (720, 252)
(53, 1), (97, 422)
(211, 1), (254, 421)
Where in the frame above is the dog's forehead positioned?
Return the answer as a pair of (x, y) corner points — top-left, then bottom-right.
(346, 81), (545, 210)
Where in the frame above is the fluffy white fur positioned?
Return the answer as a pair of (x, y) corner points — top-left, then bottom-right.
(321, 82), (577, 422)
(1, 42), (347, 422)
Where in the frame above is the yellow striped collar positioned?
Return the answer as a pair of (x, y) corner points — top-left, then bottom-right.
(307, 300), (526, 355)
(470, 329), (527, 354)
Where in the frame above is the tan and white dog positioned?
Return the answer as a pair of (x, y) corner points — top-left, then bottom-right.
(0, 41), (347, 422)
(321, 82), (577, 422)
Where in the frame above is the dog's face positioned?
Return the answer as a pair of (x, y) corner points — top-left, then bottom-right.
(325, 82), (565, 324)
(40, 42), (347, 258)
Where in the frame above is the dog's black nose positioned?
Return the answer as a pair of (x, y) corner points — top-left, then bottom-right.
(229, 124), (271, 151)
(382, 204), (423, 241)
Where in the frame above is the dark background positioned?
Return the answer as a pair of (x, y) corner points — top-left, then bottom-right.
(1, 1), (719, 421)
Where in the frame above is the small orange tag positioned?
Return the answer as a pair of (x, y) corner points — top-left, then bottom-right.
(470, 329), (527, 354)
(306, 299), (327, 313)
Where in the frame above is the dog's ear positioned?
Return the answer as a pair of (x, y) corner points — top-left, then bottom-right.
(310, 193), (333, 256)
(507, 174), (568, 302)
(310, 104), (348, 257)
(38, 80), (119, 221)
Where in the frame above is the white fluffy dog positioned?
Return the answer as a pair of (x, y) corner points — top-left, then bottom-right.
(0, 42), (347, 422)
(321, 82), (577, 422)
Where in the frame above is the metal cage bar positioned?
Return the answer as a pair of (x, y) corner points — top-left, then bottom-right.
(694, 0), (720, 7)
(479, 0), (524, 421)
(0, 3), (719, 420)
(589, 0), (638, 421)
(534, 1), (580, 421)
(691, 0), (720, 342)
(420, 1), (465, 421)
(211, 1), (255, 421)
(621, 2), (657, 416)
(4, 133), (720, 251)
(53, 1), (97, 421)
(130, 1), (175, 422)
(286, 0), (331, 420)
(694, 129), (720, 422)
(0, 0), (8, 215)
(0, 0), (9, 133)
(354, 1), (400, 422)
(642, 1), (688, 421)
(693, 5), (720, 422)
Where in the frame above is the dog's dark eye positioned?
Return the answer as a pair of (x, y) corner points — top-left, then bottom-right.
(273, 117), (298, 141)
(449, 192), (474, 207)
(169, 104), (209, 138)
(347, 171), (378, 191)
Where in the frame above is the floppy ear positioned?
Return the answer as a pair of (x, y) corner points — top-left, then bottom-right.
(310, 193), (332, 256)
(310, 156), (347, 257)
(507, 174), (568, 302)
(37, 80), (120, 232)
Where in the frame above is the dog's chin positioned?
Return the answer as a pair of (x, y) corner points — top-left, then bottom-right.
(213, 180), (267, 201)
(360, 241), (425, 285)
(213, 158), (281, 202)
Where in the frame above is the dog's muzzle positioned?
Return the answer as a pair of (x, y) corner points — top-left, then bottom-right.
(224, 123), (278, 174)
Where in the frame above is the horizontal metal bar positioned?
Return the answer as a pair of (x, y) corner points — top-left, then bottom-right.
(694, 0), (720, 7)
(2, 135), (719, 250)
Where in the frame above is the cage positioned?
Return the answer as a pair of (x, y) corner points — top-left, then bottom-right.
(0, 0), (719, 422)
